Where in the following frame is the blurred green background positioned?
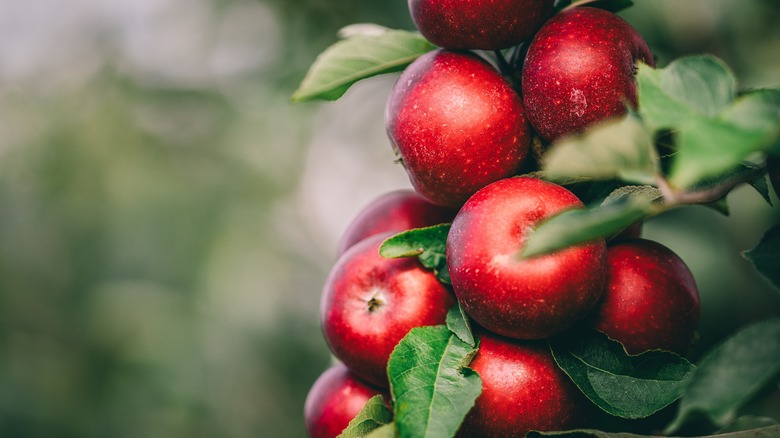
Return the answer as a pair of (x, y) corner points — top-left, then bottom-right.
(0, 0), (778, 436)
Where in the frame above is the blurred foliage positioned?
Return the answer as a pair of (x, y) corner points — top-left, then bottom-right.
(0, 0), (777, 437)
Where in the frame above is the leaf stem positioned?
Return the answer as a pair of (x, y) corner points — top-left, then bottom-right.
(656, 167), (765, 207)
(655, 174), (679, 204)
(562, 0), (601, 12)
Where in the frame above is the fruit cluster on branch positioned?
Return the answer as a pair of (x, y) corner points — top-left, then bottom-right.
(293, 1), (780, 437)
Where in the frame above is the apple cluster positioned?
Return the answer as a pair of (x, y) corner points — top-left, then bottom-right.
(305, 3), (701, 437)
(305, 191), (457, 438)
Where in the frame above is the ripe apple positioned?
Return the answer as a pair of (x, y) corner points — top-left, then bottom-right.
(447, 177), (607, 339)
(408, 0), (555, 50)
(337, 189), (456, 255)
(458, 331), (590, 437)
(321, 233), (455, 387)
(304, 363), (386, 438)
(386, 49), (531, 208)
(589, 239), (700, 355)
(522, 7), (655, 141)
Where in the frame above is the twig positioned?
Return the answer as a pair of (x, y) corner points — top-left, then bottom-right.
(656, 167), (765, 207)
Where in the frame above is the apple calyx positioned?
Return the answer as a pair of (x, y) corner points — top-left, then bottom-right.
(366, 291), (386, 313)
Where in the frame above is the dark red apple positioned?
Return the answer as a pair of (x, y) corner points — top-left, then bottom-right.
(337, 189), (456, 255)
(447, 177), (607, 339)
(522, 7), (655, 142)
(304, 363), (386, 438)
(321, 233), (455, 387)
(589, 239), (700, 355)
(458, 331), (590, 437)
(386, 49), (531, 208)
(409, 0), (555, 50)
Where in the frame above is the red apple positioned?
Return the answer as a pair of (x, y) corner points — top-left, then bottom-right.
(589, 239), (700, 355)
(337, 190), (456, 255)
(304, 363), (386, 438)
(321, 233), (455, 387)
(458, 331), (590, 437)
(447, 177), (607, 339)
(522, 7), (655, 142)
(409, 0), (555, 50)
(386, 49), (531, 208)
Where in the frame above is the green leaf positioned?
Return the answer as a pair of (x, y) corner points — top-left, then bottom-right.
(638, 55), (737, 130)
(668, 116), (773, 189)
(717, 416), (778, 434)
(689, 163), (772, 206)
(338, 395), (393, 438)
(672, 163), (772, 215)
(521, 170), (596, 187)
(388, 326), (481, 438)
(543, 114), (660, 185)
(702, 197), (730, 216)
(744, 223), (780, 291)
(770, 154), (780, 194)
(721, 89), (780, 133)
(638, 58), (780, 188)
(291, 29), (436, 102)
(529, 425), (780, 437)
(550, 330), (695, 419)
(365, 423), (398, 438)
(601, 185), (662, 206)
(522, 196), (652, 258)
(380, 224), (452, 284)
(568, 180), (625, 206)
(746, 172), (773, 207)
(665, 318), (780, 433)
(446, 304), (475, 347)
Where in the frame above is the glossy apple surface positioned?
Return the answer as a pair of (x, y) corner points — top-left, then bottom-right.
(522, 7), (655, 141)
(386, 50), (531, 208)
(409, 0), (555, 50)
(304, 363), (385, 438)
(447, 177), (607, 339)
(589, 239), (700, 355)
(458, 332), (589, 437)
(321, 233), (455, 387)
(337, 189), (456, 255)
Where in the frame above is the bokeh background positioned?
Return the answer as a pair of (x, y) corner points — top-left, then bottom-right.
(0, 0), (778, 436)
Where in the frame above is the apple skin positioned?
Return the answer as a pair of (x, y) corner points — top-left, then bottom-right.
(447, 177), (607, 339)
(522, 7), (655, 142)
(304, 363), (386, 438)
(457, 331), (590, 437)
(589, 239), (701, 355)
(386, 49), (531, 208)
(409, 0), (555, 50)
(337, 190), (456, 255)
(321, 233), (456, 387)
